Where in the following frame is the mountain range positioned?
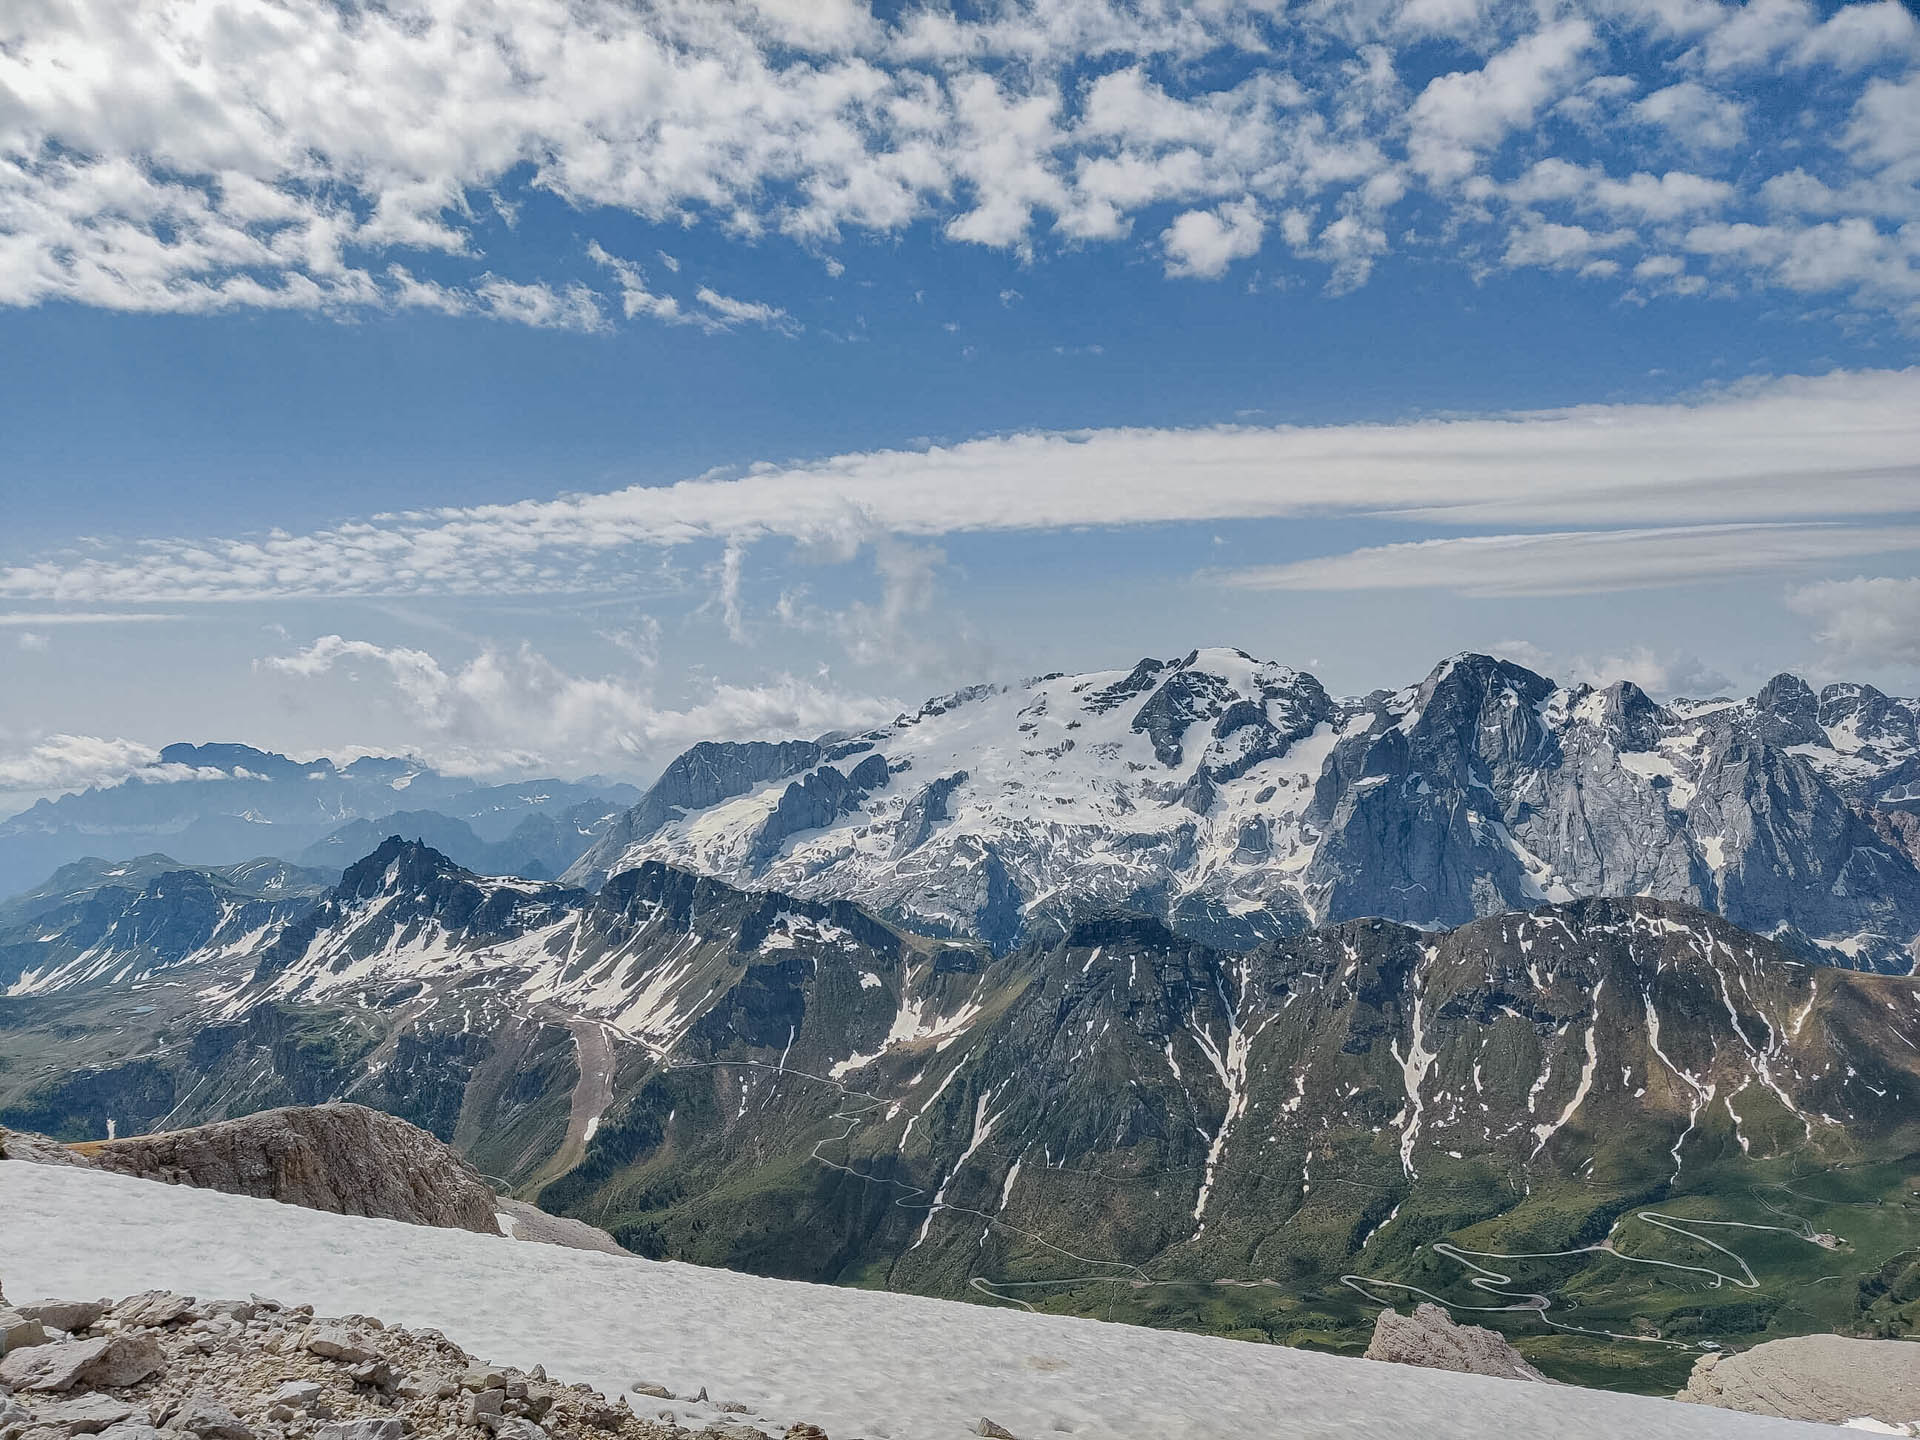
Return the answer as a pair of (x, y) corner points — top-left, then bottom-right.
(4, 831), (1920, 1390)
(568, 650), (1920, 970)
(5, 647), (1920, 1393)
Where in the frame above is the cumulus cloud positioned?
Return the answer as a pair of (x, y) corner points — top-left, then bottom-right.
(261, 634), (898, 775)
(1631, 82), (1748, 152)
(1162, 198), (1266, 278)
(0, 0), (1913, 320)
(1788, 576), (1920, 669)
(1215, 522), (1920, 597)
(1407, 20), (1594, 183)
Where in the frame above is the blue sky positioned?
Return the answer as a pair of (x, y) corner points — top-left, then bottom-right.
(2, 0), (1919, 801)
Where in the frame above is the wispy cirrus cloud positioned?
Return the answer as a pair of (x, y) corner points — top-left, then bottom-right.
(3, 368), (1916, 605)
(1215, 523), (1920, 597)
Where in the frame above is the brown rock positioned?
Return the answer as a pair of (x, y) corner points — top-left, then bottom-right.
(1363, 1303), (1550, 1383)
(78, 1104), (500, 1234)
(977, 1419), (1018, 1439)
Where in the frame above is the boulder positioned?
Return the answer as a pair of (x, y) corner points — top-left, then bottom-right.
(13, 1301), (107, 1334)
(1676, 1333), (1920, 1427)
(77, 1104), (500, 1233)
(1363, 1303), (1550, 1383)
(0, 1332), (165, 1392)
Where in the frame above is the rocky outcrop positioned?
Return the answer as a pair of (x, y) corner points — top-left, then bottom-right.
(493, 1199), (630, 1256)
(1676, 1334), (1920, 1428)
(1363, 1303), (1551, 1383)
(74, 1104), (500, 1234)
(0, 1126), (92, 1167)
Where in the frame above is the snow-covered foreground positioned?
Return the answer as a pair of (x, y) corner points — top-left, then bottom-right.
(1, 1164), (1842, 1440)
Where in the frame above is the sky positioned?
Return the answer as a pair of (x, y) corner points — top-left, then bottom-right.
(2, 0), (1919, 805)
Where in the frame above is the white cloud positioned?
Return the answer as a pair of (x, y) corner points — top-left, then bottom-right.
(1788, 575), (1920, 669)
(16, 632), (49, 652)
(0, 735), (162, 793)
(5, 368), (1919, 603)
(260, 634), (897, 774)
(1562, 646), (1733, 697)
(1632, 81), (1748, 153)
(1161, 198), (1265, 277)
(588, 244), (688, 325)
(473, 278), (607, 333)
(694, 286), (794, 332)
(1502, 219), (1637, 270)
(1406, 20), (1594, 182)
(1213, 522), (1920, 596)
(0, 1), (1910, 320)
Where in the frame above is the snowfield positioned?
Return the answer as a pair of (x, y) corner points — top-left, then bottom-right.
(0, 1164), (1844, 1440)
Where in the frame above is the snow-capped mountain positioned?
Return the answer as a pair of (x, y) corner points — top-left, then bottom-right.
(567, 649), (1920, 969)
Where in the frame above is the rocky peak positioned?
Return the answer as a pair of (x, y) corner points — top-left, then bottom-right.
(337, 836), (466, 902)
(1749, 671), (1825, 747)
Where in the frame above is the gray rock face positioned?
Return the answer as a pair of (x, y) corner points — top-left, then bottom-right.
(1676, 1334), (1920, 1426)
(79, 1103), (500, 1234)
(1363, 1303), (1551, 1383)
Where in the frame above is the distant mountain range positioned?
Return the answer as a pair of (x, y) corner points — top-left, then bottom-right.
(568, 650), (1920, 970)
(0, 741), (640, 899)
